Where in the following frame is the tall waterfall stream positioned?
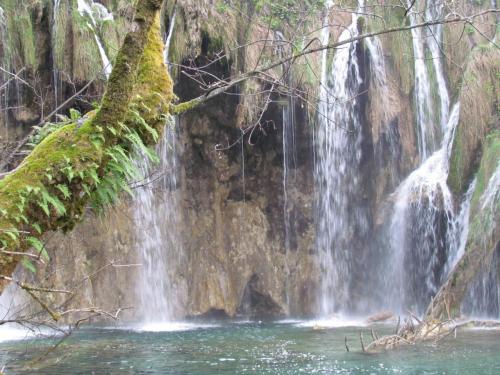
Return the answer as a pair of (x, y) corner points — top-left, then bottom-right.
(134, 10), (183, 325)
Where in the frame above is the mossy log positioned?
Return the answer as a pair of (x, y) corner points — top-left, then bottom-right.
(0, 0), (172, 293)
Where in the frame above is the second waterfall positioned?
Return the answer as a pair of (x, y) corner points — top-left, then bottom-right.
(315, 1), (369, 316)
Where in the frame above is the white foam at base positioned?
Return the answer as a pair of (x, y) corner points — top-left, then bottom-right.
(297, 316), (367, 328)
(275, 319), (303, 324)
(131, 321), (219, 332)
(0, 325), (32, 343)
(0, 324), (61, 343)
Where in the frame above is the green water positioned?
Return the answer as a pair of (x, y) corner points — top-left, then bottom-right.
(1, 321), (500, 374)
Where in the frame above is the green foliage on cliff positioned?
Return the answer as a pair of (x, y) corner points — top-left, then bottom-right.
(448, 46), (499, 195)
(469, 130), (500, 214)
(252, 0), (325, 30)
(0, 0), (37, 69)
(363, 0), (413, 94)
(426, 130), (499, 321)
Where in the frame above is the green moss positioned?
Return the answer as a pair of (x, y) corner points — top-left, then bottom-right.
(447, 48), (499, 195)
(470, 130), (500, 213)
(2, 0), (37, 69)
(366, 0), (413, 94)
(205, 31), (225, 56)
(448, 127), (465, 193)
(171, 97), (202, 115)
(52, 0), (71, 71)
(425, 49), (442, 136)
(72, 7), (105, 82)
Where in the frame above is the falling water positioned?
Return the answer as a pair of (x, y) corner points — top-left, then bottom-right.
(462, 163), (500, 319)
(364, 34), (403, 190)
(282, 96), (296, 311)
(425, 0), (449, 132)
(315, 1), (367, 316)
(372, 0), (458, 315)
(134, 12), (182, 324)
(277, 23), (297, 312)
(364, 37), (388, 97)
(77, 0), (113, 78)
(408, 0), (435, 161)
(384, 104), (460, 314)
(163, 10), (176, 67)
(0, 5), (9, 139)
(406, 0), (450, 155)
(52, 0), (60, 116)
(446, 177), (477, 271)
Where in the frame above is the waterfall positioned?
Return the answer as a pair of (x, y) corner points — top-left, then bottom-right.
(76, 0), (113, 79)
(163, 10), (176, 68)
(0, 5), (9, 139)
(52, 0), (60, 116)
(405, 0), (450, 157)
(364, 34), (403, 190)
(364, 37), (388, 97)
(277, 24), (297, 312)
(315, 1), (367, 316)
(384, 103), (460, 314)
(425, 0), (449, 133)
(406, 0), (437, 159)
(446, 177), (476, 271)
(282, 96), (296, 312)
(373, 0), (457, 315)
(134, 128), (181, 323)
(134, 11), (182, 324)
(462, 163), (500, 318)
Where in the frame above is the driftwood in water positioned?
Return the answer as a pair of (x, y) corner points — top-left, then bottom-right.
(366, 311), (395, 323)
(359, 317), (500, 352)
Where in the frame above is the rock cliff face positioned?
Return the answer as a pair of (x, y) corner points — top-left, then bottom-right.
(0, 0), (498, 320)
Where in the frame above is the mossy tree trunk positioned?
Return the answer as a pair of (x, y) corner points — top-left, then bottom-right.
(0, 0), (172, 293)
